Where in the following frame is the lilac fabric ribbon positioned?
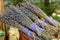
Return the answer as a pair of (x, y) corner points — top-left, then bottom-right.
(29, 23), (36, 31)
(29, 23), (44, 34)
(46, 17), (58, 26)
(45, 17), (51, 23)
(52, 20), (58, 26)
(22, 28), (33, 38)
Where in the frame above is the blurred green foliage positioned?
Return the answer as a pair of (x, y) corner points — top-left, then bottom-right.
(34, 2), (56, 16)
(0, 30), (4, 36)
(10, 0), (23, 5)
(52, 16), (60, 22)
(4, 0), (24, 5)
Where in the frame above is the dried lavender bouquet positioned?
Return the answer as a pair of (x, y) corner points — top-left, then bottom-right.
(10, 6), (55, 39)
(16, 6), (58, 36)
(0, 9), (53, 40)
(20, 2), (60, 28)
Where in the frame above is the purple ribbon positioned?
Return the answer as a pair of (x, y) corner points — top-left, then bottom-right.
(29, 23), (44, 34)
(45, 17), (51, 23)
(52, 20), (58, 26)
(46, 17), (58, 26)
(22, 28), (33, 38)
(29, 23), (36, 31)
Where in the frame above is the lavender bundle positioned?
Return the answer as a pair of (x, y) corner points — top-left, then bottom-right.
(20, 2), (60, 27)
(8, 6), (55, 39)
(0, 7), (54, 40)
(16, 6), (58, 36)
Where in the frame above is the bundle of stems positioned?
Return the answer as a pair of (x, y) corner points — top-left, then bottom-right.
(0, 6), (55, 39)
(20, 2), (60, 27)
(15, 6), (58, 36)
(10, 7), (55, 39)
